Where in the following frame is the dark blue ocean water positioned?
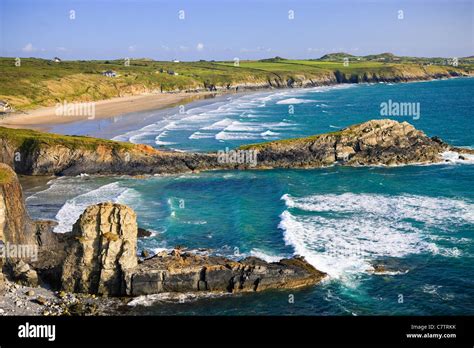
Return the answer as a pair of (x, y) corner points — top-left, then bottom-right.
(28, 78), (474, 315)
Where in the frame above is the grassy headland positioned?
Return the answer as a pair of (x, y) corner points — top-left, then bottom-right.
(1, 53), (472, 111)
(0, 126), (135, 153)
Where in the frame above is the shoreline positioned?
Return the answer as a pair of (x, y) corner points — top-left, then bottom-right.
(1, 76), (469, 133)
(0, 91), (223, 132)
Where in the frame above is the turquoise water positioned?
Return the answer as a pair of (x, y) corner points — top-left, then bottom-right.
(28, 78), (474, 315)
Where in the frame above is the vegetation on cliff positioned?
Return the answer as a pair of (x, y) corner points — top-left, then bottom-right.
(0, 165), (15, 184)
(1, 54), (472, 110)
(2, 119), (473, 176)
(0, 126), (135, 153)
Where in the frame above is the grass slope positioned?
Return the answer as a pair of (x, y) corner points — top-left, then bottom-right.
(0, 55), (472, 110)
(0, 126), (134, 153)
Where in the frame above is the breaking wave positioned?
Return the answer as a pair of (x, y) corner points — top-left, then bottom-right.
(279, 193), (473, 278)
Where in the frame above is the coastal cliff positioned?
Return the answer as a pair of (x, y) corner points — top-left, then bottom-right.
(0, 163), (35, 244)
(1, 120), (473, 176)
(241, 119), (474, 168)
(0, 127), (220, 175)
(1, 56), (472, 111)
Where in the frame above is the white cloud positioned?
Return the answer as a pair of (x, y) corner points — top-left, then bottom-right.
(22, 43), (35, 52)
(196, 43), (204, 51)
(128, 45), (136, 52)
(307, 47), (325, 53)
(240, 46), (272, 53)
(56, 47), (67, 52)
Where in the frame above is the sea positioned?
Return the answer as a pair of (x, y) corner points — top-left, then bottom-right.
(24, 78), (474, 315)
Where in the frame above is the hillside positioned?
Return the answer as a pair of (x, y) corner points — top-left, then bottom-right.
(318, 52), (474, 65)
(0, 56), (473, 111)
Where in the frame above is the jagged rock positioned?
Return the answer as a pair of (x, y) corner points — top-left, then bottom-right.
(5, 259), (38, 287)
(137, 227), (152, 238)
(242, 119), (474, 168)
(129, 250), (326, 296)
(0, 270), (5, 295)
(35, 296), (47, 305)
(60, 202), (138, 296)
(54, 202), (326, 297)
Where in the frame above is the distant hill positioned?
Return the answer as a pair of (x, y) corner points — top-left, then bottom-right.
(363, 53), (399, 61)
(319, 52), (355, 61)
(259, 56), (287, 62)
(319, 52), (401, 62)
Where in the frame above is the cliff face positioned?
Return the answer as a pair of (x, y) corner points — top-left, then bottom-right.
(0, 163), (35, 244)
(1, 119), (473, 177)
(18, 144), (219, 176)
(61, 202), (138, 296)
(0, 163), (51, 290)
(332, 66), (466, 84)
(0, 127), (221, 176)
(242, 119), (474, 168)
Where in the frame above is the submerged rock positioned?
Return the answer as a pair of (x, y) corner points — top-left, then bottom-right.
(137, 227), (152, 238)
(60, 202), (138, 296)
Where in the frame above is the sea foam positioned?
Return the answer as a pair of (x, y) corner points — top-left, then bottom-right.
(279, 193), (473, 278)
(53, 182), (135, 233)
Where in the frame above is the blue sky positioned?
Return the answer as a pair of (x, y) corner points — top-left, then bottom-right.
(1, 0), (472, 60)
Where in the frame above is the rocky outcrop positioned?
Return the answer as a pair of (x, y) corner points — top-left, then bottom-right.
(57, 203), (325, 297)
(129, 251), (325, 296)
(241, 119), (474, 168)
(0, 164), (64, 292)
(0, 163), (36, 244)
(0, 128), (221, 176)
(2, 120), (473, 176)
(5, 259), (38, 287)
(0, 271), (5, 295)
(60, 202), (138, 296)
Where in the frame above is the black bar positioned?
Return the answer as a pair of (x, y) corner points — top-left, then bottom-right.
(0, 316), (472, 346)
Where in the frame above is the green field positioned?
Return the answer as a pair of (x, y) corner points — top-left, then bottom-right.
(0, 54), (472, 111)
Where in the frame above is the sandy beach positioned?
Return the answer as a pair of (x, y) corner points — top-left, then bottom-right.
(0, 92), (212, 131)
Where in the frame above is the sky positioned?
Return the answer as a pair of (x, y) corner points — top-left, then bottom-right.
(0, 0), (473, 61)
